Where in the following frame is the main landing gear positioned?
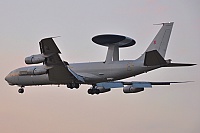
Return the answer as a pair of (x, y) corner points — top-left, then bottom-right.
(87, 86), (100, 95)
(88, 88), (100, 95)
(67, 83), (80, 89)
(18, 86), (24, 94)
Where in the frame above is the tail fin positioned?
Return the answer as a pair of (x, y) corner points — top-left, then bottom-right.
(137, 22), (196, 67)
(145, 22), (174, 58)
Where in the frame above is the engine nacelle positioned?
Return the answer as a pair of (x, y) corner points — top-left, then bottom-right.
(19, 67), (47, 76)
(123, 85), (144, 93)
(25, 54), (45, 64)
(96, 86), (111, 93)
(27, 67), (47, 75)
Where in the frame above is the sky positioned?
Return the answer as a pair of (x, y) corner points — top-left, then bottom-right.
(0, 0), (200, 133)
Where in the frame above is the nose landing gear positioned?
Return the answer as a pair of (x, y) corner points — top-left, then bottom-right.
(18, 86), (24, 94)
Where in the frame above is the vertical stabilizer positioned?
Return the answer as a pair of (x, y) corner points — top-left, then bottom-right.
(145, 22), (174, 58)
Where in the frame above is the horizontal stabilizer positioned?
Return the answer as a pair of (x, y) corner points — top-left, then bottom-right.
(163, 63), (196, 67)
(144, 50), (167, 66)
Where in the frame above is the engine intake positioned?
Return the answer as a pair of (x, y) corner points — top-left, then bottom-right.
(25, 54), (45, 64)
(123, 85), (144, 93)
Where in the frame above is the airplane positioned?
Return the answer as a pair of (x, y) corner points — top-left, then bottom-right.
(5, 22), (196, 95)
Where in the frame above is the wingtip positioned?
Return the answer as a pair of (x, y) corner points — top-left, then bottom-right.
(41, 36), (61, 41)
(51, 36), (61, 39)
(180, 81), (195, 83)
(153, 22), (174, 26)
(186, 63), (197, 66)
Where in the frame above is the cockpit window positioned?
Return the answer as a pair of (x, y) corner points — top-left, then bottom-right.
(9, 69), (20, 76)
(19, 71), (28, 76)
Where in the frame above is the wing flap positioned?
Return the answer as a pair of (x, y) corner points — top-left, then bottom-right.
(48, 65), (75, 82)
(96, 82), (124, 89)
(67, 67), (85, 82)
(132, 82), (152, 88)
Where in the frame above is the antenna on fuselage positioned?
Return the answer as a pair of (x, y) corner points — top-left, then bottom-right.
(92, 34), (136, 63)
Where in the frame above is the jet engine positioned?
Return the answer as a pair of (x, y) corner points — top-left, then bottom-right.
(97, 87), (111, 93)
(25, 54), (45, 64)
(123, 85), (144, 93)
(19, 67), (47, 76)
(27, 67), (47, 75)
(88, 86), (111, 95)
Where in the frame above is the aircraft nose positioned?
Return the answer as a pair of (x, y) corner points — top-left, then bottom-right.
(5, 74), (12, 85)
(5, 75), (9, 82)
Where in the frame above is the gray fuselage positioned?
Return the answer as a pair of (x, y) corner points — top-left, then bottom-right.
(6, 59), (157, 86)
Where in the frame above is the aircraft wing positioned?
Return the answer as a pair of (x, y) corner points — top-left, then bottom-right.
(96, 81), (188, 89)
(39, 37), (84, 82)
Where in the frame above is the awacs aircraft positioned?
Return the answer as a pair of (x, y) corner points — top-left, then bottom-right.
(5, 22), (196, 95)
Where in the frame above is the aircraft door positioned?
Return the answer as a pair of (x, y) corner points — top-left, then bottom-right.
(127, 62), (134, 71)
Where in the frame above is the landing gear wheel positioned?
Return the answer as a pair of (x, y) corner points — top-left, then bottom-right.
(94, 89), (100, 95)
(88, 89), (93, 95)
(67, 83), (80, 89)
(18, 88), (24, 94)
(87, 89), (100, 95)
(74, 84), (79, 89)
(67, 83), (73, 89)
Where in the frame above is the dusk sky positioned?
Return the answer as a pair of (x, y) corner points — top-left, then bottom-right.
(0, 0), (200, 133)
